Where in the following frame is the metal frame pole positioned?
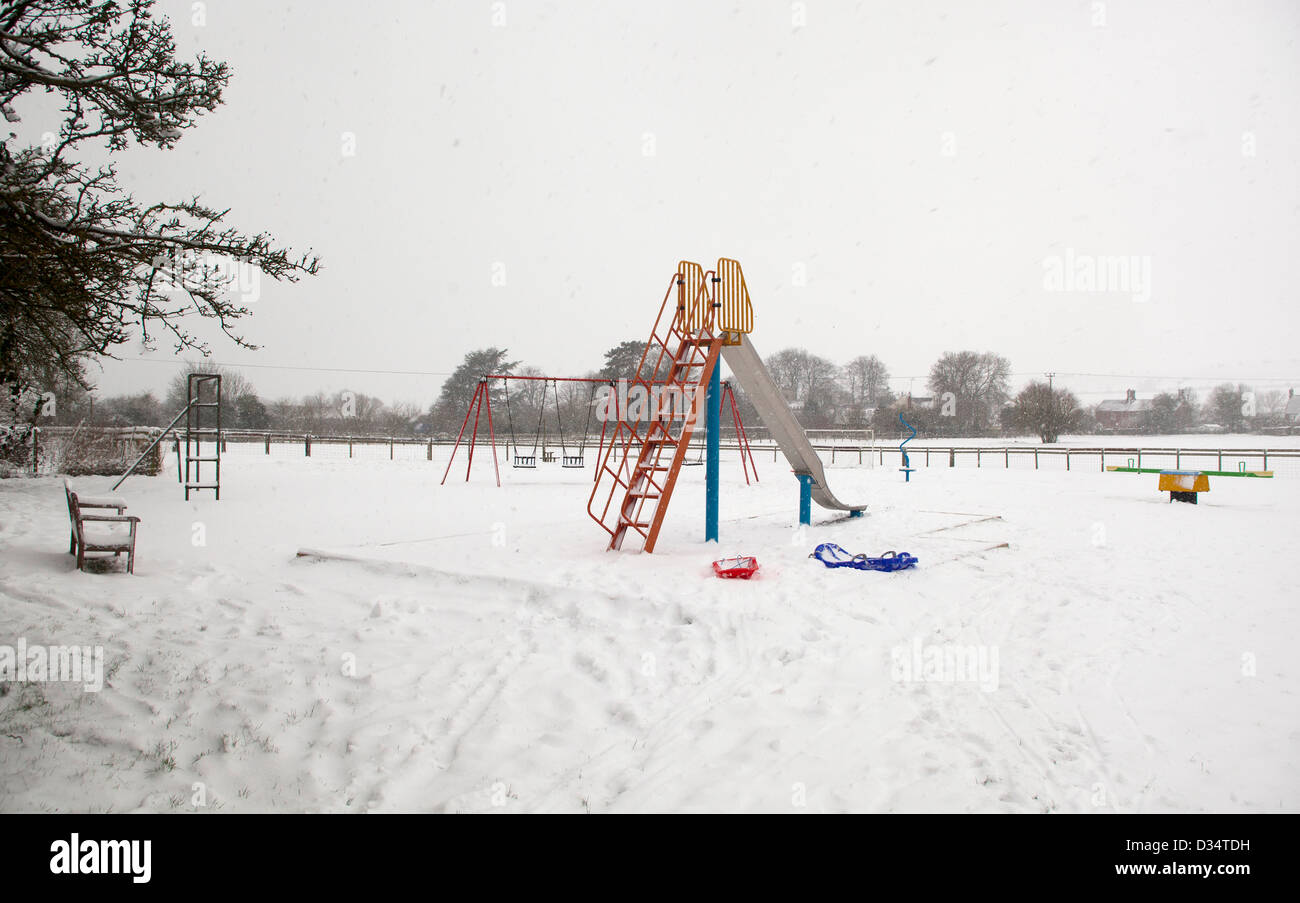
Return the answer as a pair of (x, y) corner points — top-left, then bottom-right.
(705, 361), (720, 543)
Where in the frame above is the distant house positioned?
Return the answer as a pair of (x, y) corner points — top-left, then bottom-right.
(1095, 389), (1153, 431)
(1285, 390), (1300, 424)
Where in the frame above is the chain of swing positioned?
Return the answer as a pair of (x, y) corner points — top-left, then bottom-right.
(501, 378), (597, 469)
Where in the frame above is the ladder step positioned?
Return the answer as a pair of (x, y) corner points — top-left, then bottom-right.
(186, 456), (220, 462)
(628, 491), (661, 499)
(186, 483), (220, 489)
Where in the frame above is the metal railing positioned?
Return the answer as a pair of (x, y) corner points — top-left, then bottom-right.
(211, 430), (1299, 476)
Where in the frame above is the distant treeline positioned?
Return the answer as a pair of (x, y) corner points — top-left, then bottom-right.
(23, 347), (1299, 444)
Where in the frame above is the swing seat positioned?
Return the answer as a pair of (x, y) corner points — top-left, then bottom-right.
(513, 455), (536, 468)
(542, 451), (556, 463)
(562, 455), (584, 468)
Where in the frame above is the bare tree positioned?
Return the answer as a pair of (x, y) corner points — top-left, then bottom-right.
(1, 0), (320, 393)
(927, 351), (1012, 433)
(765, 348), (838, 404)
(1009, 381), (1082, 443)
(1204, 383), (1251, 431)
(842, 355), (893, 406)
(164, 362), (255, 412)
(1258, 390), (1288, 416)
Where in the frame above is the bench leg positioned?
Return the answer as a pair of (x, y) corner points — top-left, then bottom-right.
(127, 544), (135, 575)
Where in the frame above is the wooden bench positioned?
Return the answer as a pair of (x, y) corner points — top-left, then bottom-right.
(64, 480), (140, 574)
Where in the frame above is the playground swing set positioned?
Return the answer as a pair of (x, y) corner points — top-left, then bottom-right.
(441, 361), (761, 490)
(499, 377), (599, 469)
(441, 257), (866, 555)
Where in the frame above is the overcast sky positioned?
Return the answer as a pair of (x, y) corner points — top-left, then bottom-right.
(85, 0), (1300, 406)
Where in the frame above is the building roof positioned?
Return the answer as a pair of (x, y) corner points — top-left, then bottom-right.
(1096, 398), (1153, 413)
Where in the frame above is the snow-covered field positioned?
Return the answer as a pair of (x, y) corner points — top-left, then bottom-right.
(1, 450), (1296, 813)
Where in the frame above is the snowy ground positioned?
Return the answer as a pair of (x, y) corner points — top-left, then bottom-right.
(1, 448), (1296, 813)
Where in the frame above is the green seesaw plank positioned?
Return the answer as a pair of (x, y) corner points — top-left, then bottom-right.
(1105, 466), (1274, 478)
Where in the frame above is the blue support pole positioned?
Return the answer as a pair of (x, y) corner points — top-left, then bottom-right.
(797, 473), (813, 526)
(705, 362), (720, 543)
(899, 413), (917, 482)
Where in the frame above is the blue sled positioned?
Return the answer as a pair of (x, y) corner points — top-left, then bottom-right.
(810, 543), (918, 571)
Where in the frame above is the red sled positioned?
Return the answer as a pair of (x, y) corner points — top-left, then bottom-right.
(712, 556), (760, 579)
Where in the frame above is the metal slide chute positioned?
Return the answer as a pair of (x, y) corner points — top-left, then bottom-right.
(720, 334), (866, 514)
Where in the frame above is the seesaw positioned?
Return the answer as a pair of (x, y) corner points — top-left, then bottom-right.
(1105, 464), (1273, 505)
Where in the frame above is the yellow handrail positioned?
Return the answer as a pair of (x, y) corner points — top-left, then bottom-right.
(675, 260), (709, 331)
(714, 257), (754, 344)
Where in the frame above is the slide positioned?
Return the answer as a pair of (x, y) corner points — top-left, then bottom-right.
(721, 334), (867, 514)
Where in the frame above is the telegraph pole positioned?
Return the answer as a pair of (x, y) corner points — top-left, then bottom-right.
(1043, 372), (1058, 442)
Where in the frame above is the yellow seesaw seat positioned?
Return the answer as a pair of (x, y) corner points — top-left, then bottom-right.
(1158, 472), (1210, 494)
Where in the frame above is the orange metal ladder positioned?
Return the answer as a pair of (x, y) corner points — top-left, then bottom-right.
(588, 261), (723, 552)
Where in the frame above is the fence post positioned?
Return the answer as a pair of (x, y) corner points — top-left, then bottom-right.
(348, 438), (353, 458)
(948, 448), (955, 468)
(265, 433), (271, 455)
(1217, 449), (1222, 470)
(1176, 448), (1179, 469)
(1005, 448), (1009, 468)
(1100, 448), (1104, 472)
(1034, 448), (1038, 470)
(305, 435), (311, 457)
(925, 447), (930, 467)
(427, 440), (433, 461)
(390, 439), (395, 460)
(31, 428), (39, 475)
(1066, 449), (1070, 471)
(977, 448), (981, 468)
(1263, 449), (1267, 471)
(1137, 449), (1141, 470)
